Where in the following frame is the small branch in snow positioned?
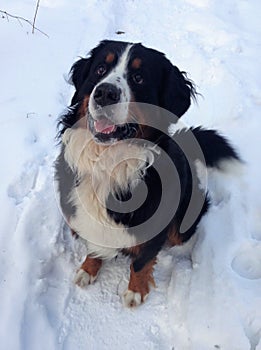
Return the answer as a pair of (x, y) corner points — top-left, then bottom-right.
(32, 0), (40, 34)
(0, 9), (49, 38)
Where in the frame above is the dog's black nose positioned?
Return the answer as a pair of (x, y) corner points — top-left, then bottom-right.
(94, 83), (121, 107)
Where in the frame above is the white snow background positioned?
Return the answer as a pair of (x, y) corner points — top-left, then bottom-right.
(0, 0), (260, 349)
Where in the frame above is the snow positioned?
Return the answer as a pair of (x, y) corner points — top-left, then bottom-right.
(0, 0), (260, 349)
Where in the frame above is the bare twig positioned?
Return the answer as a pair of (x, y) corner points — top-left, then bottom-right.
(4, 12), (9, 21)
(32, 0), (40, 34)
(17, 18), (23, 27)
(0, 9), (49, 38)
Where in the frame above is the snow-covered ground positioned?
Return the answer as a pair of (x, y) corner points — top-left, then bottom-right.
(0, 0), (260, 349)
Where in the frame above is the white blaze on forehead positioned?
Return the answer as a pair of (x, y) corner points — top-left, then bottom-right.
(101, 44), (133, 99)
(89, 45), (133, 125)
(108, 44), (133, 80)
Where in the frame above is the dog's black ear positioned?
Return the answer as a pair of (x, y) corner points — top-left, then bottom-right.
(69, 41), (109, 105)
(70, 58), (92, 90)
(160, 63), (196, 118)
(69, 58), (92, 105)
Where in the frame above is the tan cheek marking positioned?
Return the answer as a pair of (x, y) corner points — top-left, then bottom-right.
(105, 52), (115, 63)
(78, 95), (90, 118)
(76, 95), (90, 129)
(81, 256), (103, 278)
(128, 258), (156, 303)
(131, 58), (142, 69)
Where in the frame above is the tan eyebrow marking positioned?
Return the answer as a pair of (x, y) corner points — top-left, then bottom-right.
(131, 58), (142, 69)
(105, 52), (115, 63)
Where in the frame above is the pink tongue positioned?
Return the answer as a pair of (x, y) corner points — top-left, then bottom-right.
(94, 119), (116, 134)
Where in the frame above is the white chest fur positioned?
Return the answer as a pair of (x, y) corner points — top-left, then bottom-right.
(62, 127), (157, 258)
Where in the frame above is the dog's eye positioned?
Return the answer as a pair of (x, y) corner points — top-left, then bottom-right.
(96, 65), (107, 76)
(132, 73), (143, 84)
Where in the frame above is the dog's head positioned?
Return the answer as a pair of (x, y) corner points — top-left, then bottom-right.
(70, 40), (196, 143)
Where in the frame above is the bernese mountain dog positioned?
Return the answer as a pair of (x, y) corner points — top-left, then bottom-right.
(55, 40), (242, 307)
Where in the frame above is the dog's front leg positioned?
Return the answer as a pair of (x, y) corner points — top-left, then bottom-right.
(74, 255), (102, 287)
(123, 258), (156, 307)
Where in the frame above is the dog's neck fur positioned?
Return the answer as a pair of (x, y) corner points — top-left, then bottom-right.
(62, 127), (159, 197)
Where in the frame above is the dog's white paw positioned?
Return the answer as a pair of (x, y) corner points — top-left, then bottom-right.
(74, 269), (97, 288)
(122, 289), (148, 307)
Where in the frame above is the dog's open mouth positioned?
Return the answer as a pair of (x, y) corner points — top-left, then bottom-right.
(88, 113), (138, 143)
(93, 118), (117, 135)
